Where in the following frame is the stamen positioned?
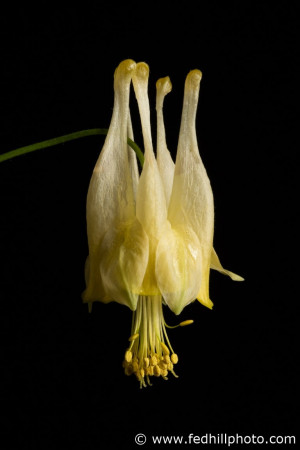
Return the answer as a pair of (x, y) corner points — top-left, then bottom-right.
(150, 355), (158, 366)
(164, 319), (194, 329)
(170, 369), (179, 379)
(124, 350), (132, 363)
(171, 353), (178, 364)
(122, 295), (181, 387)
(160, 342), (170, 355)
(132, 360), (139, 372)
(128, 333), (139, 341)
(162, 372), (168, 380)
(164, 355), (171, 364)
(180, 320), (194, 327)
(154, 365), (161, 377)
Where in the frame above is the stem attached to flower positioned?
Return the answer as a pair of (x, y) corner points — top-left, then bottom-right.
(127, 137), (144, 168)
(0, 128), (145, 167)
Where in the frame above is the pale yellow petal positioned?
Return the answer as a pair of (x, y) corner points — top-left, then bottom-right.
(82, 254), (111, 305)
(211, 248), (244, 281)
(83, 60), (136, 305)
(168, 69), (214, 309)
(156, 77), (175, 207)
(196, 270), (214, 310)
(100, 219), (149, 310)
(133, 63), (168, 240)
(156, 223), (202, 315)
(87, 59), (136, 249)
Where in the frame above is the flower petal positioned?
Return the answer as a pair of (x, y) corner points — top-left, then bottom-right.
(100, 219), (149, 310)
(82, 254), (110, 306)
(83, 59), (137, 305)
(132, 63), (169, 296)
(156, 77), (175, 207)
(211, 248), (244, 281)
(168, 69), (215, 309)
(156, 223), (202, 315)
(133, 63), (168, 240)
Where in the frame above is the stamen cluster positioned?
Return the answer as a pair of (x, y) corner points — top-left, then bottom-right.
(123, 341), (179, 388)
(121, 295), (179, 388)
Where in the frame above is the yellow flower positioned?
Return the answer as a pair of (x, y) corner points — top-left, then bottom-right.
(82, 59), (243, 387)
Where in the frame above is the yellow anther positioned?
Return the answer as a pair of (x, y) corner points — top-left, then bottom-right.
(132, 361), (139, 372)
(167, 362), (174, 371)
(140, 368), (145, 378)
(171, 353), (179, 364)
(128, 333), (139, 341)
(136, 372), (142, 382)
(150, 355), (158, 366)
(164, 355), (171, 364)
(148, 365), (154, 376)
(154, 365), (161, 377)
(143, 357), (150, 368)
(124, 366), (133, 376)
(179, 320), (194, 327)
(159, 361), (168, 370)
(125, 350), (132, 363)
(161, 369), (168, 377)
(161, 342), (170, 355)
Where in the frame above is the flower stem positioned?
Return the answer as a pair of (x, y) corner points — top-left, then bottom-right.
(127, 137), (144, 167)
(0, 128), (144, 167)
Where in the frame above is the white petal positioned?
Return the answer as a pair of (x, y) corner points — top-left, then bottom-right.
(83, 59), (137, 305)
(88, 60), (136, 245)
(133, 63), (168, 239)
(82, 254), (110, 305)
(100, 219), (149, 310)
(168, 69), (214, 309)
(132, 63), (153, 158)
(211, 248), (244, 281)
(156, 77), (175, 207)
(156, 223), (202, 315)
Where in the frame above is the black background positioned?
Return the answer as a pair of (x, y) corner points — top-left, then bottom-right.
(0, 3), (297, 449)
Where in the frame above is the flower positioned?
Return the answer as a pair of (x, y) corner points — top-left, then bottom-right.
(82, 59), (243, 387)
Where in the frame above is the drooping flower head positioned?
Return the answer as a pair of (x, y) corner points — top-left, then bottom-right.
(82, 59), (243, 387)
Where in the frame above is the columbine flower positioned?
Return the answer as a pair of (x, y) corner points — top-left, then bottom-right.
(82, 59), (243, 387)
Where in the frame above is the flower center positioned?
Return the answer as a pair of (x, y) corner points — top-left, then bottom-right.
(122, 295), (179, 388)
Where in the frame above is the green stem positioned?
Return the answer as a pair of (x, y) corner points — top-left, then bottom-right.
(0, 128), (144, 167)
(127, 137), (144, 168)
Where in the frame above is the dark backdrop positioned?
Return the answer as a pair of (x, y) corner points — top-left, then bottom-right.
(0, 3), (297, 449)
